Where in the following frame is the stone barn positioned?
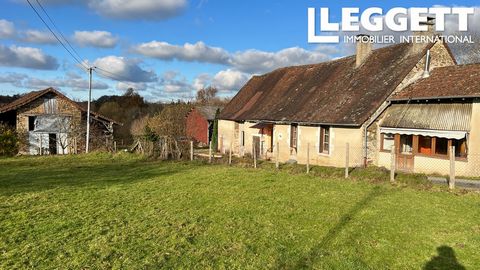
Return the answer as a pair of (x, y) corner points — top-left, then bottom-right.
(0, 87), (120, 155)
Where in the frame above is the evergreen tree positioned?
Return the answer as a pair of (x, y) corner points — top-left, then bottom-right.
(211, 108), (220, 151)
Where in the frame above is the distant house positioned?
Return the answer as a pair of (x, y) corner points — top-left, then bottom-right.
(0, 87), (120, 155)
(218, 19), (480, 176)
(185, 106), (221, 145)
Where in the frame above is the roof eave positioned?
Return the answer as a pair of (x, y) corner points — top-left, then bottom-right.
(390, 95), (480, 102)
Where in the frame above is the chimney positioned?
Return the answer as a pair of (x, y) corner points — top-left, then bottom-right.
(355, 34), (372, 67)
(412, 16), (437, 52)
(423, 49), (431, 78)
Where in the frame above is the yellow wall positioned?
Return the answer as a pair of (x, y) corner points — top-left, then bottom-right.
(219, 120), (365, 166)
(375, 100), (480, 177)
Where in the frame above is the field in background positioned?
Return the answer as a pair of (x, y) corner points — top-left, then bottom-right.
(0, 154), (479, 269)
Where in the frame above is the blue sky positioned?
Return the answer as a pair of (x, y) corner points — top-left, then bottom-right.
(0, 0), (478, 102)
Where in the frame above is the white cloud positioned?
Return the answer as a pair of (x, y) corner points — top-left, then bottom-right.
(229, 47), (332, 74)
(132, 41), (230, 64)
(20, 30), (57, 44)
(133, 41), (335, 74)
(73, 30), (118, 48)
(116, 81), (147, 91)
(87, 0), (187, 20)
(0, 45), (58, 70)
(211, 69), (250, 92)
(0, 72), (109, 90)
(158, 71), (193, 93)
(192, 73), (211, 91)
(0, 19), (15, 39)
(93, 56), (157, 83)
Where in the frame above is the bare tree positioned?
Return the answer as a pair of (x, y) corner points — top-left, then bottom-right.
(196, 86), (218, 104)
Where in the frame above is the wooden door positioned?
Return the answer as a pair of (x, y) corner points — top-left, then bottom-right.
(396, 134), (414, 172)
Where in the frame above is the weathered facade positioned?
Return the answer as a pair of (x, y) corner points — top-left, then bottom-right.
(218, 25), (468, 173)
(0, 88), (119, 155)
(375, 64), (480, 176)
(219, 13), (480, 175)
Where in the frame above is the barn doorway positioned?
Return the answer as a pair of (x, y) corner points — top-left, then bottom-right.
(48, 133), (57, 155)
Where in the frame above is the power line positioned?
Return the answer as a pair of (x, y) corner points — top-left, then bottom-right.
(25, 0), (88, 71)
(34, 0), (85, 66)
(26, 0), (142, 91)
(95, 66), (142, 89)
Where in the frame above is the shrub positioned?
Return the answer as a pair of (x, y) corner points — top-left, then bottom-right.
(0, 123), (20, 156)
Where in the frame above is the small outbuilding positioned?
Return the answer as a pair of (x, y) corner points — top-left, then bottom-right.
(0, 87), (120, 155)
(185, 106), (221, 146)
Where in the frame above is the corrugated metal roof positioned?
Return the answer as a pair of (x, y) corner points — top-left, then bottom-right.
(380, 102), (472, 131)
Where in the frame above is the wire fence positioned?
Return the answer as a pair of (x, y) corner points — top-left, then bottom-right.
(190, 141), (480, 188)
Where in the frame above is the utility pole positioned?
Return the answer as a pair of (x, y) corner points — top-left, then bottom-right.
(86, 67), (93, 153)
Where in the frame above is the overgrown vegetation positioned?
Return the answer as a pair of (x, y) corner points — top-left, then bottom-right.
(0, 154), (479, 269)
(0, 123), (23, 156)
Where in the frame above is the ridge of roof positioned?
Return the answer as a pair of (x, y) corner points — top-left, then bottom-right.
(219, 41), (440, 125)
(0, 87), (121, 125)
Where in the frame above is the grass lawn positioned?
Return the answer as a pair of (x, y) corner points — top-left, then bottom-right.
(0, 153), (479, 269)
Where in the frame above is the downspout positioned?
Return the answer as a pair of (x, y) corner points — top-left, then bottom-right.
(363, 100), (392, 167)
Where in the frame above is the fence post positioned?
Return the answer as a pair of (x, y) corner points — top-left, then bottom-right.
(306, 143), (310, 174)
(275, 142), (279, 169)
(345, 143), (350, 178)
(190, 141), (194, 161)
(253, 143), (257, 168)
(209, 141), (212, 163)
(220, 135), (224, 154)
(74, 137), (77, 154)
(229, 141), (232, 165)
(114, 141), (117, 153)
(390, 147), (396, 183)
(449, 145), (456, 190)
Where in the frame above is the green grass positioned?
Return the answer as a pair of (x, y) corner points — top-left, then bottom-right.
(1, 154), (479, 269)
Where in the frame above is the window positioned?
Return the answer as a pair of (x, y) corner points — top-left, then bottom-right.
(416, 136), (468, 158)
(418, 136), (432, 155)
(290, 124), (298, 149)
(400, 135), (413, 154)
(381, 133), (395, 151)
(28, 116), (36, 131)
(453, 138), (468, 158)
(319, 126), (330, 154)
(435, 138), (448, 155)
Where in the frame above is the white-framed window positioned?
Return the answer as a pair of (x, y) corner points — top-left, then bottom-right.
(381, 133), (395, 151)
(319, 126), (330, 154)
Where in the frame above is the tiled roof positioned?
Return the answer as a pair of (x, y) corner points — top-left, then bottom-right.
(219, 42), (440, 126)
(391, 64), (480, 100)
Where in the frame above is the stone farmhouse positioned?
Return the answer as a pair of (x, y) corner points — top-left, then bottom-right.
(218, 21), (480, 176)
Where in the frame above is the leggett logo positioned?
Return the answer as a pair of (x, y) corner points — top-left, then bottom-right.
(308, 7), (475, 44)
